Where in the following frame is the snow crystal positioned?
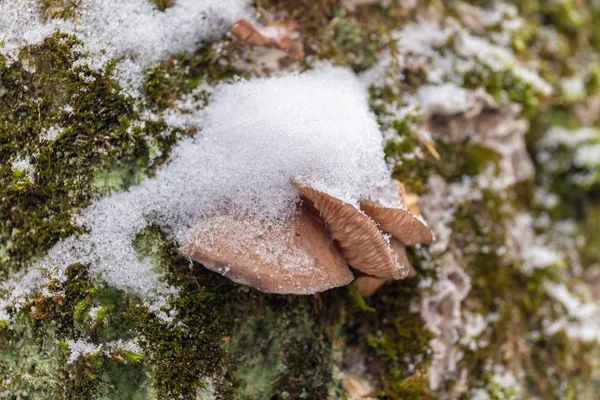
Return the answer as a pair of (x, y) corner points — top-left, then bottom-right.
(545, 282), (596, 320)
(543, 127), (598, 148)
(88, 306), (101, 321)
(364, 17), (551, 101)
(104, 339), (142, 354)
(456, 31), (553, 97)
(412, 84), (481, 117)
(1, 0), (250, 93)
(65, 338), (142, 364)
(65, 339), (98, 364)
(522, 245), (561, 274)
(561, 75), (585, 101)
(1, 66), (394, 318)
(394, 21), (450, 57)
(11, 155), (35, 183)
(40, 126), (64, 141)
(574, 143), (600, 168)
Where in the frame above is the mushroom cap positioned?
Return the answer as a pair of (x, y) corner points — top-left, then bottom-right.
(180, 208), (353, 294)
(353, 275), (387, 297)
(353, 238), (416, 296)
(360, 199), (433, 245)
(292, 180), (406, 279)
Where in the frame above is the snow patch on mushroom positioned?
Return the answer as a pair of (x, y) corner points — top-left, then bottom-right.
(0, 66), (395, 319)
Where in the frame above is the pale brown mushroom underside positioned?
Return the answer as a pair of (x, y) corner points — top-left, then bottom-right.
(292, 180), (406, 279)
(390, 238), (417, 278)
(180, 208), (353, 294)
(360, 199), (433, 245)
(354, 238), (417, 297)
(353, 275), (387, 297)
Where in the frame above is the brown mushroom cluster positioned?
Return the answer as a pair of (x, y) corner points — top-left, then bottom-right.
(180, 180), (432, 295)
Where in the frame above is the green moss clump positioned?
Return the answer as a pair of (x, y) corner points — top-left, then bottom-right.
(382, 117), (432, 192)
(151, 0), (175, 12)
(0, 313), (64, 399)
(226, 299), (348, 400)
(41, 0), (79, 20)
(0, 262), (150, 399)
(0, 33), (180, 274)
(461, 65), (541, 120)
(350, 279), (434, 400)
(143, 45), (239, 111)
(319, 14), (379, 72)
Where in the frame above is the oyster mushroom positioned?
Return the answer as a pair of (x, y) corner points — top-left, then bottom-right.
(354, 238), (417, 297)
(180, 208), (353, 294)
(292, 180), (410, 280)
(353, 275), (386, 297)
(360, 199), (433, 245)
(182, 178), (432, 294)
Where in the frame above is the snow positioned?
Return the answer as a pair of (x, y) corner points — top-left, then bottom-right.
(65, 339), (98, 364)
(574, 144), (600, 168)
(40, 126), (64, 141)
(394, 21), (450, 57)
(88, 306), (101, 321)
(65, 338), (142, 364)
(11, 155), (35, 183)
(543, 127), (598, 148)
(522, 245), (561, 274)
(1, 0), (250, 94)
(0, 66), (395, 319)
(542, 281), (600, 344)
(411, 83), (490, 117)
(456, 31), (553, 97)
(545, 282), (596, 320)
(364, 16), (552, 101)
(561, 75), (585, 101)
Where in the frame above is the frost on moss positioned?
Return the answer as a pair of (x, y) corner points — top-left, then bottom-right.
(0, 34), (179, 273)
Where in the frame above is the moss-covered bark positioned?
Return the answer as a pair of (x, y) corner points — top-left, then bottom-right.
(2, 0), (600, 399)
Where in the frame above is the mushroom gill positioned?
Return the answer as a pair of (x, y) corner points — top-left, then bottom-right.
(181, 179), (433, 294)
(354, 238), (417, 297)
(180, 208), (353, 294)
(360, 199), (433, 245)
(292, 180), (410, 280)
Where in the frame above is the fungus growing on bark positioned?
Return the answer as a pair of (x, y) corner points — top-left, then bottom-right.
(292, 180), (407, 280)
(360, 199), (433, 245)
(353, 223), (419, 297)
(180, 208), (353, 294)
(181, 179), (432, 295)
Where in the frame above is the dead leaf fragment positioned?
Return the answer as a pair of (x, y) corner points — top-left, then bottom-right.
(230, 19), (304, 59)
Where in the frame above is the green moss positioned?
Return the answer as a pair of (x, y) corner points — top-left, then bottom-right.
(319, 14), (379, 72)
(143, 45), (239, 111)
(462, 65), (541, 120)
(227, 307), (339, 399)
(41, 0), (79, 20)
(435, 141), (500, 182)
(0, 33), (181, 274)
(151, 0), (175, 12)
(354, 279), (433, 399)
(0, 314), (64, 399)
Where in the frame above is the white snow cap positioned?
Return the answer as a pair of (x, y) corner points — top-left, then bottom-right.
(3, 66), (394, 315)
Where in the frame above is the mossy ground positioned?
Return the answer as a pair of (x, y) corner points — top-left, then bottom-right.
(2, 0), (600, 399)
